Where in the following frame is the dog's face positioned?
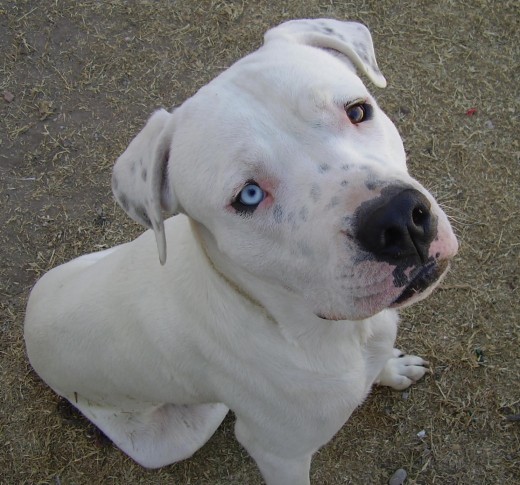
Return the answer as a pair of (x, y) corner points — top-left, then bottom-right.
(112, 19), (458, 321)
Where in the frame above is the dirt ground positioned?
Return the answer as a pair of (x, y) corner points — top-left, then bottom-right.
(1, 1), (518, 484)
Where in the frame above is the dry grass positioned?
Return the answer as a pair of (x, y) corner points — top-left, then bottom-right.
(1, 1), (518, 483)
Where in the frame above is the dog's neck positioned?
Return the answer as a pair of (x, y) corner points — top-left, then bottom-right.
(189, 219), (278, 325)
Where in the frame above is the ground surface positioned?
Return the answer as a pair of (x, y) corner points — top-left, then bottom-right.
(1, 1), (518, 484)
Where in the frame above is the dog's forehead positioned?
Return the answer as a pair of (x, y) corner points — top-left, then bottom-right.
(177, 43), (372, 161)
(201, 43), (370, 118)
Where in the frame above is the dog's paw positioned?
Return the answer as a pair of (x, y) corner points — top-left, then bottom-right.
(376, 348), (429, 391)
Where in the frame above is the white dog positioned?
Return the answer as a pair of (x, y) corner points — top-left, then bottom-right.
(25, 19), (458, 484)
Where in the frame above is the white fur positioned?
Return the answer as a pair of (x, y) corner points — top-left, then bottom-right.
(24, 19), (457, 484)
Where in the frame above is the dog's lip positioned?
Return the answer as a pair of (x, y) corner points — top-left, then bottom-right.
(391, 259), (449, 306)
(316, 313), (346, 321)
(316, 259), (450, 321)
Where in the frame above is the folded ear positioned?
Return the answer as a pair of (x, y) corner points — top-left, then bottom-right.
(264, 19), (387, 88)
(112, 109), (178, 265)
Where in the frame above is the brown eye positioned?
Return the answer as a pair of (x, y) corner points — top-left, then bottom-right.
(345, 102), (372, 124)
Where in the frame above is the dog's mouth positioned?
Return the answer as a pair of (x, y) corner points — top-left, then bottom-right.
(391, 259), (449, 306)
(315, 259), (450, 321)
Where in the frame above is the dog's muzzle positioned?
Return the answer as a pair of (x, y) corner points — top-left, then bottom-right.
(354, 185), (447, 305)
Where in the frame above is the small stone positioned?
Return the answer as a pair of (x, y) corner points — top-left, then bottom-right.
(484, 120), (495, 129)
(389, 468), (407, 485)
(3, 91), (15, 103)
(417, 429), (427, 439)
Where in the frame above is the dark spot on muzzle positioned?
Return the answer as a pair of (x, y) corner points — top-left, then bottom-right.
(392, 259), (448, 304)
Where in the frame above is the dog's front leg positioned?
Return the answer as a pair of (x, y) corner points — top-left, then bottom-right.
(235, 419), (312, 485)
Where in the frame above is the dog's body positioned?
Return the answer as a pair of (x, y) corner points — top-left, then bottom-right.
(25, 19), (458, 484)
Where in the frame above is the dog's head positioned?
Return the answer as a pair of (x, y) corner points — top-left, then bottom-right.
(112, 19), (458, 321)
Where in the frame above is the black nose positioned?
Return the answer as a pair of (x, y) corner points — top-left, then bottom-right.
(355, 186), (437, 265)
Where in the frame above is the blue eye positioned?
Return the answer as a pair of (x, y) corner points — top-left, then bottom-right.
(232, 182), (265, 214)
(240, 184), (265, 205)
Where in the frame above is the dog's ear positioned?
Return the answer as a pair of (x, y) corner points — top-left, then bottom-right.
(264, 19), (387, 88)
(112, 109), (178, 265)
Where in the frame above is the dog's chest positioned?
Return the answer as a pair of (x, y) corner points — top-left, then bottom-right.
(233, 325), (394, 450)
(262, 317), (395, 413)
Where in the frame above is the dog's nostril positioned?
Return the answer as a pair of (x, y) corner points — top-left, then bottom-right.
(412, 206), (428, 227)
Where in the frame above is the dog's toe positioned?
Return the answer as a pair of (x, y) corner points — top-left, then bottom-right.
(376, 349), (429, 390)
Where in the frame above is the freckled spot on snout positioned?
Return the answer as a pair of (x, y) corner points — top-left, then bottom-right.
(341, 180), (348, 187)
(365, 178), (385, 191)
(341, 164), (351, 172)
(318, 163), (331, 173)
(299, 206), (308, 221)
(287, 211), (297, 229)
(310, 183), (321, 202)
(273, 204), (283, 223)
(326, 196), (340, 210)
(141, 168), (147, 181)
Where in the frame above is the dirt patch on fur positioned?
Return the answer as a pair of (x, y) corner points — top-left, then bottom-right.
(1, 1), (518, 484)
